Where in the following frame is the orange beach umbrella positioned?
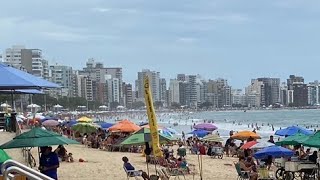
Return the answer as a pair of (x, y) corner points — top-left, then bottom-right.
(232, 131), (261, 141)
(240, 141), (258, 150)
(109, 119), (141, 133)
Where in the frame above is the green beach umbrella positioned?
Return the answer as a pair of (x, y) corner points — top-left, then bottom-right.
(0, 127), (79, 149)
(0, 149), (11, 163)
(202, 134), (223, 142)
(71, 123), (98, 134)
(302, 131), (320, 148)
(276, 133), (310, 146)
(121, 127), (175, 145)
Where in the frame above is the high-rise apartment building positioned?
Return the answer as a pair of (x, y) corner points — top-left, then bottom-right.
(49, 64), (73, 96)
(231, 89), (246, 106)
(123, 83), (133, 108)
(256, 78), (280, 106)
(185, 75), (198, 107)
(245, 79), (264, 107)
(79, 59), (123, 104)
(177, 74), (186, 82)
(2, 45), (49, 79)
(136, 69), (161, 101)
(159, 78), (167, 104)
(287, 75), (308, 107)
(169, 79), (180, 106)
(307, 81), (320, 106)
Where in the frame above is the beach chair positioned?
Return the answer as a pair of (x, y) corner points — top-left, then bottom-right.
(234, 163), (250, 180)
(123, 166), (141, 180)
(161, 168), (186, 180)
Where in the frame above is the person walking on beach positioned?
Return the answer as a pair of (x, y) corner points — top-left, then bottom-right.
(39, 146), (59, 180)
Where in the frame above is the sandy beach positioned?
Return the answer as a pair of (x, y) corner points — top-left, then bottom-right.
(1, 131), (238, 180)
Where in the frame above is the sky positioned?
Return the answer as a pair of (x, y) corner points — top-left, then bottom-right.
(1, 0), (320, 89)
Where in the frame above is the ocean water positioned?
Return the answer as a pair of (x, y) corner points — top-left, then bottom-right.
(102, 109), (320, 140)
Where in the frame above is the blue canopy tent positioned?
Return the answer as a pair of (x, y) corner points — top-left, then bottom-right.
(0, 63), (60, 107)
(275, 126), (313, 136)
(0, 89), (44, 94)
(188, 129), (210, 138)
(0, 64), (59, 90)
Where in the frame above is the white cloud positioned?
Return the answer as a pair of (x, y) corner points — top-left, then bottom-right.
(177, 37), (197, 43)
(91, 7), (111, 13)
(191, 14), (251, 24)
(91, 7), (139, 14)
(0, 17), (117, 42)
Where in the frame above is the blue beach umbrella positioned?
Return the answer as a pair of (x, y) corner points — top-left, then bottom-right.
(188, 129), (210, 138)
(275, 126), (313, 136)
(254, 146), (294, 159)
(165, 127), (179, 135)
(98, 122), (114, 129)
(159, 129), (173, 137)
(62, 120), (78, 127)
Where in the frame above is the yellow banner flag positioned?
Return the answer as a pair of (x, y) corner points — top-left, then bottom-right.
(144, 76), (162, 157)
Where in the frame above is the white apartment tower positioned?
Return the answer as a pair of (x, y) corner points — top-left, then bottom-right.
(136, 69), (161, 101)
(169, 79), (180, 105)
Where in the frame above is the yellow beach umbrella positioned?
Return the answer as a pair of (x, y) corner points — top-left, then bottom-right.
(77, 116), (92, 123)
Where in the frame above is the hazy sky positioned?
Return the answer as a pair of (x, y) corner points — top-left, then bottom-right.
(1, 0), (320, 88)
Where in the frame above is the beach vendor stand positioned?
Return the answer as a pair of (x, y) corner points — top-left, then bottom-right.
(283, 161), (318, 180)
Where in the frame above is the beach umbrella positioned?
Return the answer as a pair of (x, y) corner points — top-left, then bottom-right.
(0, 149), (11, 163)
(109, 119), (141, 133)
(0, 63), (60, 90)
(62, 120), (78, 127)
(98, 122), (114, 129)
(98, 105), (108, 110)
(0, 127), (79, 149)
(165, 127), (179, 135)
(194, 123), (218, 131)
(53, 104), (63, 108)
(254, 146), (294, 159)
(276, 133), (310, 146)
(41, 116), (59, 122)
(302, 131), (320, 148)
(120, 128), (174, 145)
(71, 123), (98, 134)
(241, 141), (258, 150)
(202, 134), (223, 142)
(231, 131), (261, 140)
(251, 142), (275, 149)
(77, 116), (93, 123)
(159, 129), (173, 137)
(275, 126), (313, 136)
(0, 103), (10, 108)
(188, 129), (210, 138)
(27, 104), (40, 108)
(42, 120), (59, 127)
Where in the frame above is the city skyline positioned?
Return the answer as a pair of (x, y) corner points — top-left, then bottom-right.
(1, 0), (320, 88)
(2, 45), (320, 109)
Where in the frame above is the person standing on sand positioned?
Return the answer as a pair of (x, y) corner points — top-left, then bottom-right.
(39, 146), (59, 180)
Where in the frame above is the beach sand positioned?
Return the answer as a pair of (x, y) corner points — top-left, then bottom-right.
(0, 132), (238, 179)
